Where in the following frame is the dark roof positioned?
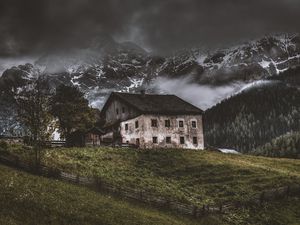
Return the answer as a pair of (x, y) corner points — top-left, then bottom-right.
(102, 92), (203, 115)
(86, 127), (105, 135)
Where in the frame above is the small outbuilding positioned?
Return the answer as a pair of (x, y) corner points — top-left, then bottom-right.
(85, 127), (104, 147)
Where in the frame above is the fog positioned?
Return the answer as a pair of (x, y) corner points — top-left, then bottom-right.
(152, 77), (244, 110)
(0, 57), (36, 76)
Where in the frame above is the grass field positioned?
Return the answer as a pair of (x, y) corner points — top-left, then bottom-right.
(4, 145), (300, 206)
(1, 145), (300, 224)
(0, 164), (202, 225)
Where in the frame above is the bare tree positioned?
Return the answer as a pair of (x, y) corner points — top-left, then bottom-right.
(14, 74), (54, 168)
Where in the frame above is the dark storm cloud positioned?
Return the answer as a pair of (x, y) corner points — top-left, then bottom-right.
(0, 0), (299, 56)
(130, 0), (300, 52)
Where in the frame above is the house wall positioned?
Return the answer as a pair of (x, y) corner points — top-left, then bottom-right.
(105, 98), (139, 125)
(120, 114), (204, 150)
(101, 132), (114, 144)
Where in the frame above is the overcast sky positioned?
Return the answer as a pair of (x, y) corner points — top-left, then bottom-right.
(0, 0), (299, 56)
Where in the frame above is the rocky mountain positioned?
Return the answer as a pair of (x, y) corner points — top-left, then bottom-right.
(2, 33), (300, 102)
(160, 33), (300, 84)
(1, 33), (300, 137)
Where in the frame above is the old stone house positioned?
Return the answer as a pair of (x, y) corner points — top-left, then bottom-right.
(101, 91), (204, 149)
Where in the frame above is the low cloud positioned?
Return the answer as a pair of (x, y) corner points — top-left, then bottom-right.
(152, 76), (244, 110)
(0, 57), (36, 76)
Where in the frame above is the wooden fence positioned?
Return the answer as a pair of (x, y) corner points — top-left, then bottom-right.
(0, 154), (299, 218)
(44, 140), (66, 148)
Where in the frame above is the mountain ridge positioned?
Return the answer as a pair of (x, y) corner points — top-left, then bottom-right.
(1, 33), (300, 142)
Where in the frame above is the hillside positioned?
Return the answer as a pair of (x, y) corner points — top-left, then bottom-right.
(0, 163), (199, 225)
(5, 146), (300, 206)
(2, 146), (300, 224)
(253, 131), (300, 158)
(204, 79), (300, 153)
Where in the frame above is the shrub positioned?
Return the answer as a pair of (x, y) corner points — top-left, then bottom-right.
(0, 141), (8, 151)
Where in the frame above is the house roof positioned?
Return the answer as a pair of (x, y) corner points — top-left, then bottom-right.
(102, 92), (203, 115)
(86, 127), (105, 135)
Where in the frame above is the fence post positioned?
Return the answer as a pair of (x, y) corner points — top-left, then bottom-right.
(165, 199), (170, 207)
(260, 191), (265, 205)
(139, 190), (143, 200)
(192, 206), (198, 217)
(219, 204), (223, 213)
(286, 185), (290, 197)
(96, 177), (102, 191)
(76, 174), (79, 184)
(57, 169), (62, 178)
(15, 157), (19, 167)
(202, 205), (205, 214)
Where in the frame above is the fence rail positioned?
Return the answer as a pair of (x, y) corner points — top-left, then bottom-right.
(44, 141), (66, 148)
(0, 154), (299, 218)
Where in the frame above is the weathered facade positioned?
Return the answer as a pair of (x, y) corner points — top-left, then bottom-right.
(101, 92), (204, 149)
(120, 114), (204, 149)
(104, 98), (139, 126)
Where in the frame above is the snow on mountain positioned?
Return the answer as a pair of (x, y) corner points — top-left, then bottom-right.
(0, 57), (36, 76)
(1, 33), (300, 135)
(234, 80), (277, 95)
(1, 34), (299, 100)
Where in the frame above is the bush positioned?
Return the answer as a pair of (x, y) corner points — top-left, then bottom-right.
(0, 141), (8, 151)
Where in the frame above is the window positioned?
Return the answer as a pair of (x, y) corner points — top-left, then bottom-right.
(125, 123), (128, 131)
(151, 119), (158, 127)
(166, 136), (171, 144)
(180, 136), (185, 144)
(193, 137), (198, 145)
(116, 108), (119, 115)
(165, 120), (170, 127)
(178, 120), (184, 128)
(135, 120), (139, 128)
(122, 107), (125, 113)
(191, 121), (197, 128)
(153, 137), (158, 144)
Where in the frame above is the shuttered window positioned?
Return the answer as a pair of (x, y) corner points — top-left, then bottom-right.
(166, 137), (171, 143)
(165, 120), (170, 127)
(180, 136), (185, 144)
(193, 137), (198, 145)
(151, 119), (158, 127)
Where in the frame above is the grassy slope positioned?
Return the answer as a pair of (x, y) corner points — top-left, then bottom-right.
(2, 146), (300, 225)
(216, 198), (300, 225)
(0, 164), (201, 225)
(39, 147), (300, 206)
